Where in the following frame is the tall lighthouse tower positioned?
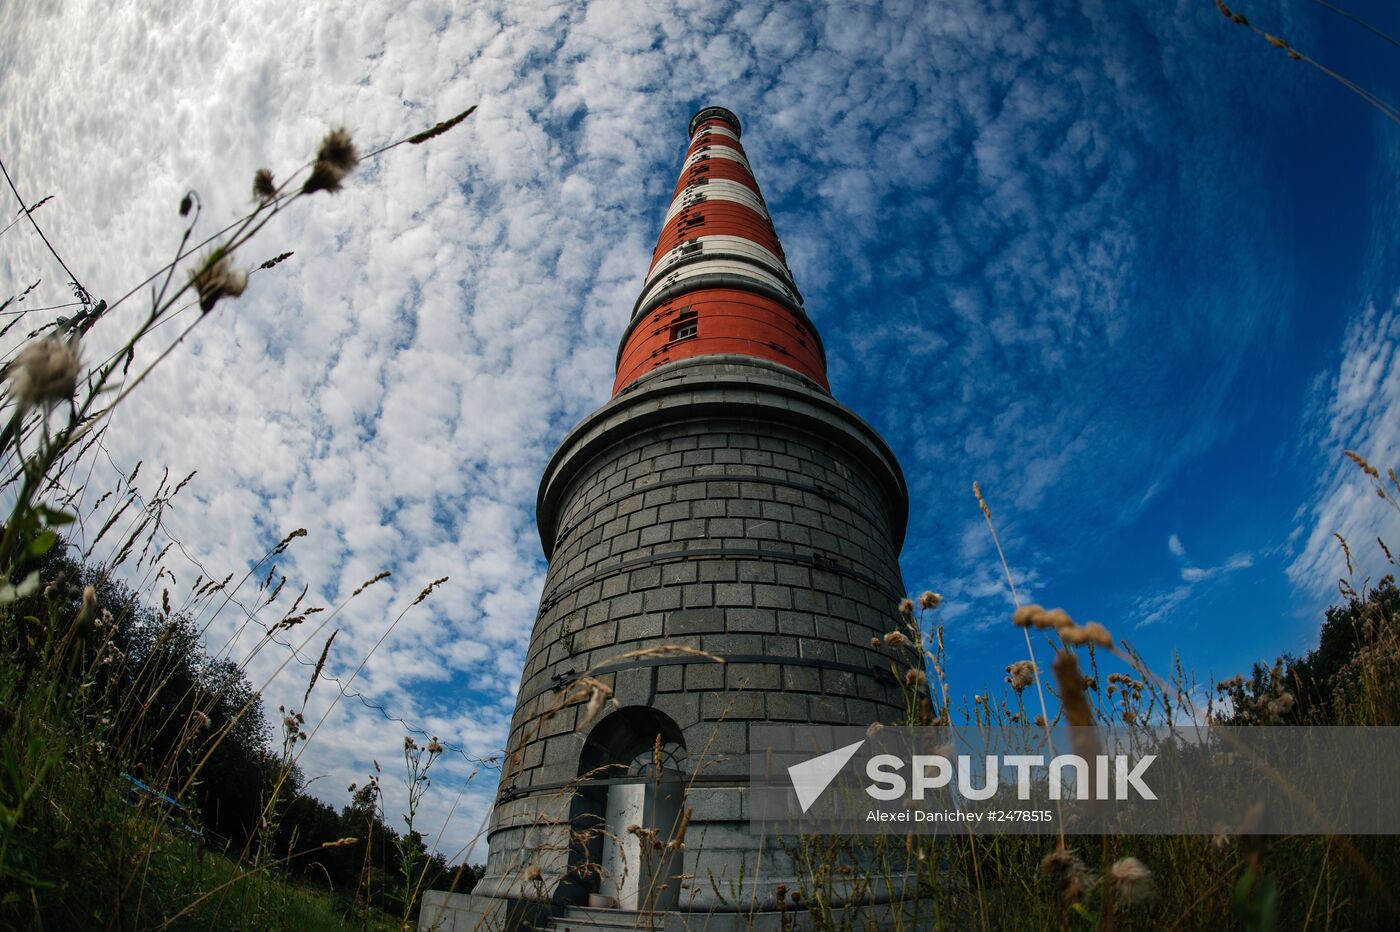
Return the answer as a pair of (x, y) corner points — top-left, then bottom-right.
(446, 107), (911, 927)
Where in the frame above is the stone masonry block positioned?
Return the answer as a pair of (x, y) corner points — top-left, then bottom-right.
(682, 583), (714, 607)
(703, 691), (763, 721)
(699, 561), (738, 582)
(808, 695), (851, 724)
(638, 524), (670, 547)
(616, 613), (662, 642)
(661, 562), (699, 585)
(685, 662), (725, 691)
(726, 662), (780, 690)
(766, 692), (808, 721)
(725, 607), (775, 633)
(753, 585), (793, 609)
(714, 582), (753, 606)
(668, 607), (725, 635)
(761, 635), (799, 657)
(613, 667), (654, 706)
(657, 664), (684, 692)
(783, 666), (821, 692)
(607, 592), (643, 618)
(737, 562), (776, 583)
(643, 587), (682, 612)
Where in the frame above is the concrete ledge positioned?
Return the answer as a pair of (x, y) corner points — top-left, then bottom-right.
(418, 893), (930, 931)
(418, 891), (550, 931)
(537, 357), (908, 557)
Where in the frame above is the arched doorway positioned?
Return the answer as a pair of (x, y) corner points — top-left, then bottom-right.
(570, 706), (688, 912)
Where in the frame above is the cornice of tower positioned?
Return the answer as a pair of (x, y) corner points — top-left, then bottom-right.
(688, 105), (742, 138)
(539, 355), (909, 560)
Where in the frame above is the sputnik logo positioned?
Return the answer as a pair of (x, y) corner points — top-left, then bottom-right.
(787, 739), (865, 813)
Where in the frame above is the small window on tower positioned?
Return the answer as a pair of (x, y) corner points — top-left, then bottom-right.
(670, 309), (698, 343)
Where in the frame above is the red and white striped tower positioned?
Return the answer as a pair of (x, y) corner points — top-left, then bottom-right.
(447, 107), (911, 930)
(614, 106), (828, 394)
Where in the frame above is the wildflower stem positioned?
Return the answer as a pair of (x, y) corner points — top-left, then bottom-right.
(973, 483), (1055, 744)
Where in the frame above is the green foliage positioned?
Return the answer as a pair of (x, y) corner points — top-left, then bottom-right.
(1219, 575), (1400, 726)
(0, 541), (479, 928)
(1233, 864), (1278, 932)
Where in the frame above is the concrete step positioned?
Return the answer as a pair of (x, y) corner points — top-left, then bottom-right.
(544, 906), (666, 932)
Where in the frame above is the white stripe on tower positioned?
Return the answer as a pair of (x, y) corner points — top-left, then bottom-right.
(682, 147), (752, 171)
(636, 258), (801, 311)
(646, 235), (792, 288)
(691, 124), (739, 141)
(664, 180), (770, 224)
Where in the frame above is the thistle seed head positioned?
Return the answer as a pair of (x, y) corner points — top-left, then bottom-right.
(1081, 621), (1113, 647)
(252, 168), (276, 203)
(1004, 660), (1036, 693)
(302, 127), (359, 194)
(190, 251), (248, 313)
(6, 335), (81, 413)
(1108, 856), (1156, 907)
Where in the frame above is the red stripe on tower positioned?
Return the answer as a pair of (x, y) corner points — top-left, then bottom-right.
(613, 106), (828, 395)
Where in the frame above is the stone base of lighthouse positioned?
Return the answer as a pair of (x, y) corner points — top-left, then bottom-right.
(433, 357), (916, 929)
(417, 891), (929, 931)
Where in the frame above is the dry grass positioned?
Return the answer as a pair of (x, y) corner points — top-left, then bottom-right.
(0, 107), (479, 930)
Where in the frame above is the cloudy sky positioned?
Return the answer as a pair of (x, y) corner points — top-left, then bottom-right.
(2, 0), (1398, 860)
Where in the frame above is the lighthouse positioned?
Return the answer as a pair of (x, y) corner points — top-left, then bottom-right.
(428, 106), (912, 929)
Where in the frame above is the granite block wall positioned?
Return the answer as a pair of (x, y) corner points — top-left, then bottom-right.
(474, 357), (912, 910)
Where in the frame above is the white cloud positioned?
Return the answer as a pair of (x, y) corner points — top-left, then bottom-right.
(1134, 537), (1254, 628)
(1180, 553), (1253, 584)
(1289, 295), (1400, 595)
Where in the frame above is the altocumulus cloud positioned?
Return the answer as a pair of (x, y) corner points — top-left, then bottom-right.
(0, 0), (1334, 856)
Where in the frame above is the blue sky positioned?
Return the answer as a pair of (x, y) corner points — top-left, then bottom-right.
(2, 0), (1398, 858)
